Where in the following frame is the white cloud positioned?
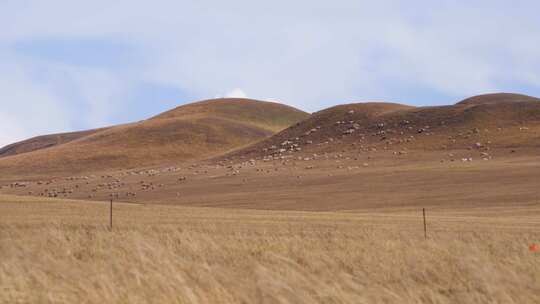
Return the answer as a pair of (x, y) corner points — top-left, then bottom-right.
(0, 52), (72, 146)
(0, 0), (539, 146)
(224, 88), (247, 98)
(0, 49), (129, 147)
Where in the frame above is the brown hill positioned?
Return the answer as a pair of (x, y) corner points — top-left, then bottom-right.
(229, 93), (540, 160)
(0, 98), (308, 178)
(0, 128), (106, 158)
(456, 93), (540, 106)
(152, 98), (309, 132)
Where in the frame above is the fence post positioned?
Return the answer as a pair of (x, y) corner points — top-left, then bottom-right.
(110, 199), (113, 230)
(423, 208), (427, 239)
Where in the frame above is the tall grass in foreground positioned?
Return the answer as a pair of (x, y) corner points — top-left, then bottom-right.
(1, 223), (539, 304)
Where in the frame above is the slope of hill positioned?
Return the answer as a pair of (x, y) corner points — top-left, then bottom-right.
(152, 98), (309, 132)
(229, 93), (540, 159)
(0, 129), (106, 158)
(456, 93), (540, 106)
(0, 98), (309, 178)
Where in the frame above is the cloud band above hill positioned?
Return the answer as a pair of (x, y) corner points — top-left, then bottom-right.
(0, 0), (539, 147)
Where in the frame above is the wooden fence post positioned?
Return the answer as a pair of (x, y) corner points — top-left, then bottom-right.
(110, 199), (113, 230)
(423, 208), (427, 239)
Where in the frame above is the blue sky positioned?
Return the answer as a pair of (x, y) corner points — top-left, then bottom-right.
(1, 0), (539, 147)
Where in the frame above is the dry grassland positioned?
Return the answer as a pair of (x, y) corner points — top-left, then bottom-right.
(1, 194), (539, 303)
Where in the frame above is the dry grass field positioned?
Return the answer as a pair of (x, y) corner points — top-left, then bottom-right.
(1, 194), (539, 304)
(2, 151), (539, 212)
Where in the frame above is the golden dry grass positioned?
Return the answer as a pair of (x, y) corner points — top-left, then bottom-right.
(1, 194), (539, 304)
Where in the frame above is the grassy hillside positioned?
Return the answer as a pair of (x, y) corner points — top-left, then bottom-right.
(0, 98), (309, 178)
(152, 98), (310, 132)
(0, 128), (106, 158)
(231, 93), (540, 159)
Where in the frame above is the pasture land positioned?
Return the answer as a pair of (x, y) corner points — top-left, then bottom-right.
(1, 194), (539, 303)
